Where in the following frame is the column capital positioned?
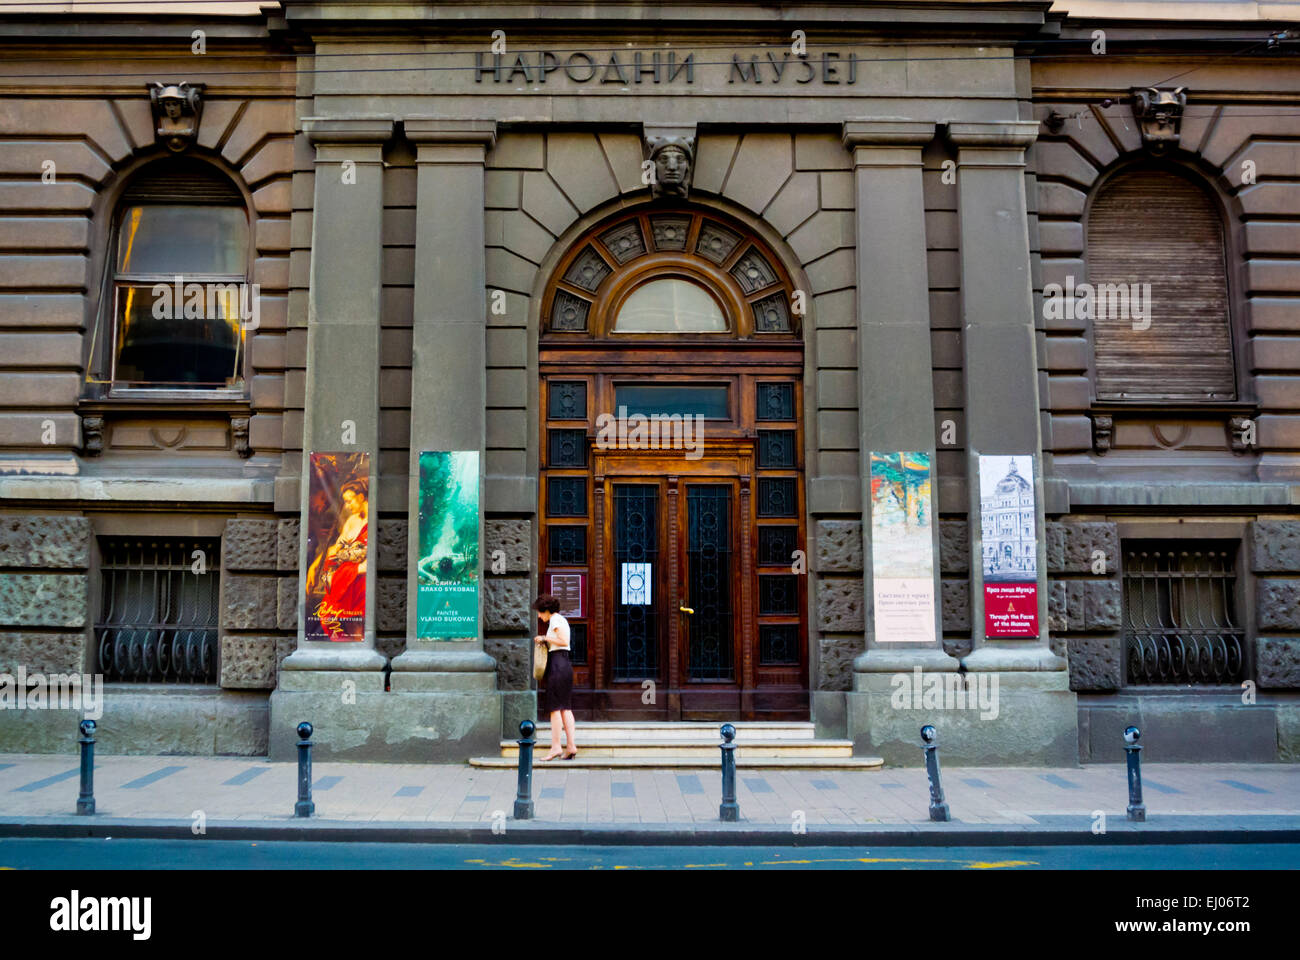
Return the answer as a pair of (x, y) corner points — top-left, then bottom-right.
(945, 120), (1039, 149)
(841, 119), (935, 148)
(302, 117), (395, 144)
(404, 117), (497, 148)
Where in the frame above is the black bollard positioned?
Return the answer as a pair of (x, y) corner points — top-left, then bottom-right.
(719, 723), (739, 822)
(921, 724), (951, 822)
(76, 718), (96, 816)
(1124, 725), (1146, 822)
(514, 719), (536, 820)
(295, 721), (315, 818)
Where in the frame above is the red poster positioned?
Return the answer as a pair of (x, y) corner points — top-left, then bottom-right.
(984, 583), (1038, 638)
(305, 451), (370, 641)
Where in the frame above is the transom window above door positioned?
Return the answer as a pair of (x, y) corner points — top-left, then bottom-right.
(543, 208), (799, 339)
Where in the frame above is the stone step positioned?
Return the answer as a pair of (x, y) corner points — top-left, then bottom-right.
(499, 740), (854, 758)
(522, 722), (817, 742)
(469, 755), (885, 769)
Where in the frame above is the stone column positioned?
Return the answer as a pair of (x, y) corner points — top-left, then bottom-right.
(386, 119), (501, 759)
(841, 122), (956, 760)
(270, 118), (390, 760)
(945, 120), (1075, 764)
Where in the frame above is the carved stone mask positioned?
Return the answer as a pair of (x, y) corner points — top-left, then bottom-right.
(647, 137), (694, 199)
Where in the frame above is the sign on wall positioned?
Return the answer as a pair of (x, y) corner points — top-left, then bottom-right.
(869, 451), (936, 643)
(979, 454), (1039, 638)
(548, 572), (586, 619)
(416, 451), (480, 640)
(304, 452), (370, 642)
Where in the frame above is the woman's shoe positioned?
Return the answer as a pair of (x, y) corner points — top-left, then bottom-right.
(562, 750), (578, 760)
(540, 751), (563, 761)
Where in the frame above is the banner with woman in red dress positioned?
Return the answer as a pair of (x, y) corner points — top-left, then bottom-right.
(304, 452), (369, 641)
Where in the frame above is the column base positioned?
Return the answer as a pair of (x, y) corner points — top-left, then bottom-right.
(847, 669), (1078, 766)
(269, 669), (501, 762)
(281, 647), (387, 671)
(390, 647), (496, 672)
(855, 646), (960, 673)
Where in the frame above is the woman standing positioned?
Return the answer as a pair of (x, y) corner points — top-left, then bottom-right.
(534, 594), (577, 761)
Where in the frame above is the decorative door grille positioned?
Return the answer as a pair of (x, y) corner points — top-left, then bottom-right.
(1123, 542), (1245, 684)
(96, 537), (221, 683)
(687, 485), (734, 681)
(613, 484), (659, 680)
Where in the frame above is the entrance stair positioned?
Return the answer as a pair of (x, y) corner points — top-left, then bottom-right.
(468, 722), (883, 768)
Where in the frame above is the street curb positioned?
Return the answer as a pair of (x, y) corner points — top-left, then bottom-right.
(2, 816), (1298, 846)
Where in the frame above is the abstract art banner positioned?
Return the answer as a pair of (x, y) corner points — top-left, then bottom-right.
(304, 452), (369, 642)
(979, 454), (1039, 638)
(416, 451), (480, 640)
(869, 451), (936, 643)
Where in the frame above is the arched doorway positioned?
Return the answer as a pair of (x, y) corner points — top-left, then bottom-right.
(539, 206), (808, 721)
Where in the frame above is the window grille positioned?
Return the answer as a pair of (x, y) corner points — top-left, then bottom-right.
(1123, 541), (1244, 684)
(96, 537), (220, 683)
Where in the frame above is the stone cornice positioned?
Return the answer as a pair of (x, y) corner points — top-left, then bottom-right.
(302, 117), (395, 144)
(404, 118), (497, 147)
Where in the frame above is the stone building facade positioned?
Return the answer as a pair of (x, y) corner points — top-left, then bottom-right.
(0, 0), (1297, 764)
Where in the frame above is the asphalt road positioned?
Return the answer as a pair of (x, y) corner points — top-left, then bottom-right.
(2, 838), (1298, 869)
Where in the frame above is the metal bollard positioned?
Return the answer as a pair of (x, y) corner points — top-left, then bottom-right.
(1124, 725), (1146, 822)
(295, 721), (315, 818)
(514, 720), (536, 820)
(920, 724), (951, 822)
(719, 723), (739, 822)
(76, 718), (96, 816)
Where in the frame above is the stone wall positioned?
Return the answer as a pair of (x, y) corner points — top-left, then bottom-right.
(1252, 519), (1300, 692)
(0, 515), (91, 675)
(1046, 518), (1122, 691)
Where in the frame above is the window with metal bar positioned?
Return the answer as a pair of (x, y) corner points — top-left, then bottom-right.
(1122, 541), (1245, 685)
(95, 537), (221, 683)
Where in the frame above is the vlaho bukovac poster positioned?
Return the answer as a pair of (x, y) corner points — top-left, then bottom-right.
(304, 452), (370, 642)
(416, 451), (480, 640)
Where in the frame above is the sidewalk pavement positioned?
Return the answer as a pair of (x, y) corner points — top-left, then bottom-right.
(2, 753), (1298, 845)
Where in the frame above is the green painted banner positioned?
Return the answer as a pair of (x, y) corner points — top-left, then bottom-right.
(416, 450), (480, 640)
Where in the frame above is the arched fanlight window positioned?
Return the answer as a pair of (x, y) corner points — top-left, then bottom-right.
(542, 208), (798, 339)
(104, 158), (250, 391)
(1086, 167), (1235, 401)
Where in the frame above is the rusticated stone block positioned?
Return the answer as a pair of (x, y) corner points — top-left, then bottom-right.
(1258, 579), (1300, 631)
(1257, 638), (1300, 689)
(276, 576), (297, 632)
(1047, 521), (1118, 575)
(221, 575), (278, 630)
(942, 636), (973, 659)
(485, 518), (531, 573)
(223, 519), (279, 571)
(277, 518), (300, 570)
(275, 634), (297, 680)
(0, 631), (87, 674)
(818, 636), (860, 692)
(377, 578), (406, 633)
(378, 519), (407, 572)
(1048, 579), (1122, 632)
(939, 521), (969, 575)
(0, 574), (87, 627)
(816, 578), (864, 633)
(376, 636), (406, 661)
(484, 578), (530, 632)
(0, 516), (91, 569)
(815, 520), (863, 573)
(1252, 521), (1300, 573)
(486, 635), (530, 690)
(1066, 634), (1122, 691)
(941, 579), (970, 632)
(219, 634), (276, 689)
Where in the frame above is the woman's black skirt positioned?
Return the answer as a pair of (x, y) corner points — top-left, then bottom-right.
(542, 649), (573, 713)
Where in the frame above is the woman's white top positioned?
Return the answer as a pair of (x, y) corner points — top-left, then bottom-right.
(545, 612), (571, 650)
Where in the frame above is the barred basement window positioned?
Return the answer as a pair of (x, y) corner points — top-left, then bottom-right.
(1123, 541), (1244, 685)
(96, 537), (220, 683)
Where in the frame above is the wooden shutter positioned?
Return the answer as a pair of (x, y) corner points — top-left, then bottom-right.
(1087, 169), (1235, 401)
(120, 157), (243, 205)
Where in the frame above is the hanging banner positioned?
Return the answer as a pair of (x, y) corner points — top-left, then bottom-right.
(304, 452), (370, 642)
(979, 454), (1039, 638)
(869, 451), (936, 643)
(416, 450), (480, 640)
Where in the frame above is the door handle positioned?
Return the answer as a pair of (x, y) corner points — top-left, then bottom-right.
(679, 606), (694, 614)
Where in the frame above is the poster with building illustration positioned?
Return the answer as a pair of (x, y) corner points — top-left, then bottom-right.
(304, 452), (370, 642)
(979, 454), (1039, 637)
(869, 451), (936, 643)
(416, 451), (480, 640)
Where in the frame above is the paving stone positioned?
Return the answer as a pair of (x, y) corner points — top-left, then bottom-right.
(0, 573), (87, 627)
(815, 520), (863, 573)
(0, 631), (86, 674)
(816, 578), (864, 633)
(0, 515), (91, 569)
(219, 634), (277, 689)
(485, 518), (531, 574)
(221, 575), (278, 630)
(223, 519), (279, 571)
(1257, 637), (1300, 689)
